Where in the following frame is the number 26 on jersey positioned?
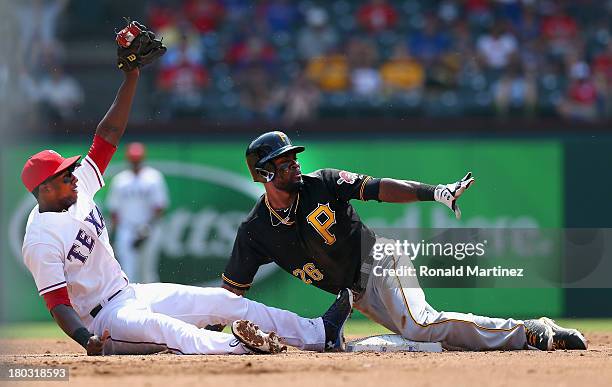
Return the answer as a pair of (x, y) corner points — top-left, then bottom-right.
(292, 262), (324, 284)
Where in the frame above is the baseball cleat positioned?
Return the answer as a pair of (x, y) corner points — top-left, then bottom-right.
(524, 318), (554, 351)
(231, 320), (287, 354)
(322, 288), (354, 352)
(541, 317), (588, 350)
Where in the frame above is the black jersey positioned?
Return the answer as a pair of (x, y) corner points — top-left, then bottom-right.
(222, 168), (380, 295)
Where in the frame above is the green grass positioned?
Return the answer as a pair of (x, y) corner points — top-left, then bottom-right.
(1, 319), (610, 340)
(0, 322), (66, 339)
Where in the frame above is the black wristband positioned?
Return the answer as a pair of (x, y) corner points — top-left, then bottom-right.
(72, 327), (93, 349)
(362, 178), (382, 201)
(416, 184), (436, 201)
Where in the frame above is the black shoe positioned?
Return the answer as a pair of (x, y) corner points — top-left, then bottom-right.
(524, 318), (554, 351)
(322, 288), (353, 352)
(541, 317), (587, 350)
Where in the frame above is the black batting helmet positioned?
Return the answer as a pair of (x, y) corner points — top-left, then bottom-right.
(246, 131), (305, 183)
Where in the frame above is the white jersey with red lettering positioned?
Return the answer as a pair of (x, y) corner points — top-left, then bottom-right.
(21, 154), (324, 355)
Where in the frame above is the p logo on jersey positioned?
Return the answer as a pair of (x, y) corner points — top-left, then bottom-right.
(337, 171), (359, 185)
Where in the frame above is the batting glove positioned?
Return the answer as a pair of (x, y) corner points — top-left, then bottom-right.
(434, 172), (475, 220)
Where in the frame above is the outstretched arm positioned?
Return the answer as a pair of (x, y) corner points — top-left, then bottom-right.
(378, 179), (435, 203)
(95, 69), (140, 146)
(378, 173), (475, 219)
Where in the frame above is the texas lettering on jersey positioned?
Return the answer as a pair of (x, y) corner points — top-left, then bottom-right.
(223, 168), (379, 295)
(66, 206), (106, 263)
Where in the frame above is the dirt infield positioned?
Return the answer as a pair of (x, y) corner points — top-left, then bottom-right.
(1, 333), (611, 387)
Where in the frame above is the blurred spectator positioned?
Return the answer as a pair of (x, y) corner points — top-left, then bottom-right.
(593, 42), (612, 86)
(408, 16), (451, 66)
(437, 0), (460, 25)
(495, 0), (522, 27)
(519, 39), (546, 74)
(226, 36), (277, 69)
(146, 1), (192, 49)
(380, 44), (424, 95)
(147, 0), (178, 32)
(477, 25), (518, 70)
(558, 62), (599, 121)
(493, 62), (537, 116)
(435, 21), (473, 89)
(306, 50), (349, 92)
(237, 65), (282, 119)
(297, 7), (339, 61)
(156, 36), (209, 118)
(37, 64), (83, 121)
(258, 0), (299, 33)
(542, 4), (578, 57)
(357, 0), (398, 33)
(279, 72), (321, 124)
(15, 0), (69, 73)
(347, 39), (381, 97)
(465, 0), (493, 27)
(223, 0), (251, 23)
(13, 69), (41, 128)
(183, 0), (225, 34)
(160, 30), (204, 69)
(514, 5), (541, 42)
(593, 42), (612, 117)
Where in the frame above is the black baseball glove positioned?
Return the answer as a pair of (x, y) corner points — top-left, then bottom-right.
(116, 19), (166, 72)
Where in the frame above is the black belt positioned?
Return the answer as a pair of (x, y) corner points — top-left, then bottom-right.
(90, 289), (123, 318)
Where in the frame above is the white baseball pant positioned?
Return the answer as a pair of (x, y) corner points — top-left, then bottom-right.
(89, 283), (325, 355)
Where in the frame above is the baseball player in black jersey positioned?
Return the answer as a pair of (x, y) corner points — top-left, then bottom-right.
(222, 131), (587, 352)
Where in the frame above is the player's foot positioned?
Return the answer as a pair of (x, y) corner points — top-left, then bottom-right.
(231, 320), (287, 354)
(322, 288), (354, 352)
(541, 317), (587, 350)
(524, 318), (554, 351)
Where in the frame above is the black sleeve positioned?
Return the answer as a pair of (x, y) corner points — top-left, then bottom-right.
(222, 224), (270, 291)
(318, 168), (381, 202)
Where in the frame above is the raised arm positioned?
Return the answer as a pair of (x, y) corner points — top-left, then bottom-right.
(95, 18), (166, 146)
(95, 69), (140, 147)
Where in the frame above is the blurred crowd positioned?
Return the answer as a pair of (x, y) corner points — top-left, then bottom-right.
(146, 0), (612, 123)
(9, 0), (612, 125)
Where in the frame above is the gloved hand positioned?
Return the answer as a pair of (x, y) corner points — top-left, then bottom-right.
(116, 18), (166, 72)
(434, 172), (475, 220)
(132, 224), (151, 249)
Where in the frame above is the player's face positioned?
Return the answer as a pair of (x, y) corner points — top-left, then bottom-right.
(44, 164), (80, 209)
(272, 152), (303, 193)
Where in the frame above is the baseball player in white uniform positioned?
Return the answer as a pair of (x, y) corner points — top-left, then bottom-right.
(19, 22), (353, 356)
(107, 142), (169, 283)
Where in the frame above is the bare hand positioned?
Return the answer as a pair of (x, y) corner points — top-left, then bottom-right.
(86, 330), (110, 356)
